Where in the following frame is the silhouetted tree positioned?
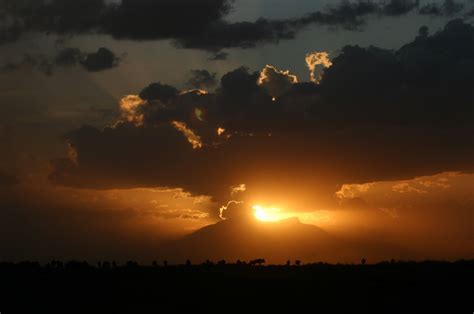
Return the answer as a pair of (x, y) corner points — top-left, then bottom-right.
(186, 259), (192, 266)
(102, 261), (111, 270)
(250, 258), (265, 266)
(361, 258), (366, 265)
(286, 260), (291, 266)
(202, 259), (214, 267)
(152, 260), (158, 267)
(163, 260), (168, 267)
(126, 261), (138, 268)
(295, 260), (301, 266)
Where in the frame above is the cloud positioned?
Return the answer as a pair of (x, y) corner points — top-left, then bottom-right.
(208, 51), (229, 61)
(230, 184), (246, 196)
(219, 201), (247, 220)
(257, 65), (298, 98)
(186, 70), (218, 90)
(0, 0), (468, 52)
(118, 95), (145, 126)
(2, 47), (121, 74)
(171, 121), (203, 149)
(305, 51), (333, 83)
(392, 182), (428, 194)
(336, 183), (373, 199)
(0, 171), (18, 186)
(139, 82), (180, 102)
(54, 48), (85, 67)
(419, 0), (464, 16)
(80, 47), (120, 72)
(382, 0), (420, 15)
(49, 20), (474, 210)
(467, 7), (474, 17)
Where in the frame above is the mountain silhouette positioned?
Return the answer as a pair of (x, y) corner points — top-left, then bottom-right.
(158, 215), (358, 264)
(157, 199), (416, 264)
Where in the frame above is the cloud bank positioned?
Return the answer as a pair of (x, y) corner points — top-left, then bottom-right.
(49, 20), (474, 211)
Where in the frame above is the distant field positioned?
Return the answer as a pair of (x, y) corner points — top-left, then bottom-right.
(1, 260), (472, 313)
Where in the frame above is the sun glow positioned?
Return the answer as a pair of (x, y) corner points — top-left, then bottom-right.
(253, 205), (285, 222)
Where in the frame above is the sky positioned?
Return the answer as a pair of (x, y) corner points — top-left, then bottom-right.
(0, 0), (473, 263)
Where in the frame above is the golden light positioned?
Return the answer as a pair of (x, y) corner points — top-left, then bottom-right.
(119, 94), (145, 126)
(305, 51), (332, 84)
(253, 205), (285, 222)
(194, 107), (205, 121)
(217, 127), (225, 136)
(171, 121), (203, 149)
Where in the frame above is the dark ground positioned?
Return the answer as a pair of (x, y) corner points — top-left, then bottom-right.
(1, 260), (472, 313)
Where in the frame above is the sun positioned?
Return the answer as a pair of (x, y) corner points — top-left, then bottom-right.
(252, 205), (283, 222)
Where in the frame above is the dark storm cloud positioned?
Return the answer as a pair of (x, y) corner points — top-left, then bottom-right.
(0, 0), (468, 52)
(419, 0), (464, 16)
(465, 6), (474, 16)
(2, 47), (120, 74)
(186, 70), (218, 90)
(50, 20), (474, 204)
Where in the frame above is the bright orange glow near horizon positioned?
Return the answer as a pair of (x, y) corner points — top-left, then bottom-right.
(252, 204), (290, 222)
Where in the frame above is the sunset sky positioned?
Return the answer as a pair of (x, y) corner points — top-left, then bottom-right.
(0, 0), (473, 263)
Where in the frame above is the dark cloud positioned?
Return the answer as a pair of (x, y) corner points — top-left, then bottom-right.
(54, 47), (84, 66)
(382, 0), (420, 15)
(0, 171), (18, 186)
(0, 0), (232, 46)
(257, 65), (298, 98)
(1, 47), (120, 74)
(0, 0), (467, 52)
(139, 82), (180, 102)
(419, 0), (464, 16)
(50, 20), (474, 209)
(80, 47), (120, 72)
(186, 70), (218, 90)
(0, 21), (23, 44)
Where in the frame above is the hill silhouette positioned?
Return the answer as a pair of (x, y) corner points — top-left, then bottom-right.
(159, 213), (406, 263)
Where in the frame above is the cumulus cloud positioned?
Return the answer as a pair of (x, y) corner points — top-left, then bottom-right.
(49, 20), (474, 212)
(305, 51), (333, 83)
(118, 95), (145, 126)
(257, 65), (298, 98)
(0, 0), (468, 52)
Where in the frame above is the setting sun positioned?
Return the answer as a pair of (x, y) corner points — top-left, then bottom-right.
(253, 205), (284, 222)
